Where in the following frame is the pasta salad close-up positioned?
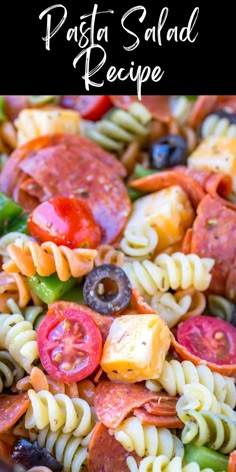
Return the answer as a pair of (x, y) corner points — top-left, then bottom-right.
(0, 94), (235, 472)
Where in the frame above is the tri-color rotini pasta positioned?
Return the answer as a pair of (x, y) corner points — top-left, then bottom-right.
(0, 95), (236, 472)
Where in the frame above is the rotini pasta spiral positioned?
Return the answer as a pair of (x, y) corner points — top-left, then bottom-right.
(83, 102), (152, 151)
(25, 389), (94, 437)
(207, 294), (236, 324)
(109, 417), (184, 459)
(0, 350), (24, 392)
(179, 409), (236, 454)
(0, 271), (32, 308)
(176, 383), (236, 420)
(170, 96), (193, 125)
(0, 232), (34, 263)
(123, 253), (214, 295)
(126, 455), (215, 472)
(120, 223), (158, 258)
(0, 313), (38, 373)
(36, 425), (90, 472)
(6, 298), (45, 330)
(145, 360), (236, 408)
(201, 113), (236, 139)
(3, 241), (97, 281)
(94, 244), (124, 267)
(148, 291), (192, 328)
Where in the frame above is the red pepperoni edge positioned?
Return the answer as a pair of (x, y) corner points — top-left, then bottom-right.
(0, 393), (30, 433)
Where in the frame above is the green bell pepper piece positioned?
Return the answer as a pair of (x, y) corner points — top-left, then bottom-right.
(127, 186), (145, 202)
(134, 164), (158, 178)
(62, 285), (85, 304)
(0, 192), (24, 233)
(5, 214), (29, 235)
(184, 443), (228, 471)
(27, 273), (78, 304)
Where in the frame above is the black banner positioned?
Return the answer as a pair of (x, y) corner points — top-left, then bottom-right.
(1, 0), (234, 95)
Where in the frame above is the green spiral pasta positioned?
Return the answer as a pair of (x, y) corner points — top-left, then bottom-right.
(25, 389), (94, 437)
(0, 350), (24, 392)
(207, 294), (236, 324)
(82, 102), (152, 151)
(126, 455), (216, 472)
(145, 360), (236, 408)
(23, 305), (46, 330)
(179, 409), (236, 454)
(109, 417), (184, 459)
(36, 425), (91, 472)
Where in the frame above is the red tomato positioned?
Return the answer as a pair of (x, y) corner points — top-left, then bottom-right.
(37, 306), (103, 383)
(60, 95), (112, 120)
(228, 451), (236, 472)
(177, 315), (236, 366)
(27, 196), (101, 249)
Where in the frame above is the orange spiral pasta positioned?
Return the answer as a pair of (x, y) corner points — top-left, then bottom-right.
(94, 244), (124, 267)
(3, 241), (97, 281)
(175, 288), (207, 320)
(0, 271), (31, 310)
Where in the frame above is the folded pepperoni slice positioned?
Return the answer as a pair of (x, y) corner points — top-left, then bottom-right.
(0, 134), (130, 243)
(109, 96), (172, 122)
(94, 380), (160, 429)
(87, 422), (141, 472)
(133, 408), (184, 428)
(188, 195), (236, 297)
(0, 393), (30, 434)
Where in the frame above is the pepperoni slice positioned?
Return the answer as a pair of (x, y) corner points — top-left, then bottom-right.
(0, 393), (30, 433)
(188, 195), (236, 297)
(109, 96), (172, 122)
(133, 408), (184, 428)
(87, 422), (141, 472)
(0, 134), (130, 243)
(188, 96), (219, 128)
(94, 380), (161, 429)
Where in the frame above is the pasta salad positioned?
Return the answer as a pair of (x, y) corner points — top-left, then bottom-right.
(0, 94), (235, 472)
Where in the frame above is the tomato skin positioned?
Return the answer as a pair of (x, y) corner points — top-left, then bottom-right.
(37, 306), (103, 383)
(60, 96), (112, 121)
(177, 315), (236, 366)
(27, 196), (101, 249)
(228, 451), (236, 472)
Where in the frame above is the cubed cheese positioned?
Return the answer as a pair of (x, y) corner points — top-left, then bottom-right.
(15, 107), (80, 146)
(188, 136), (236, 194)
(127, 185), (194, 251)
(100, 314), (171, 383)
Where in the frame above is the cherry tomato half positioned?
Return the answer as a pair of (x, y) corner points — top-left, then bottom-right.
(60, 96), (112, 121)
(27, 196), (101, 249)
(228, 450), (236, 472)
(177, 315), (236, 366)
(37, 306), (103, 383)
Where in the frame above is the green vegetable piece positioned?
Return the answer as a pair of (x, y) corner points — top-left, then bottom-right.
(27, 273), (78, 304)
(28, 95), (61, 105)
(134, 164), (158, 178)
(62, 285), (85, 304)
(0, 96), (7, 122)
(127, 186), (145, 202)
(5, 214), (29, 235)
(184, 443), (229, 471)
(0, 192), (24, 233)
(186, 95), (198, 101)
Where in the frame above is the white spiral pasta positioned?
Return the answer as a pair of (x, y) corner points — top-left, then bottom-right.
(109, 417), (184, 459)
(120, 223), (158, 258)
(36, 426), (91, 472)
(123, 253), (214, 295)
(176, 383), (236, 420)
(179, 409), (236, 454)
(148, 291), (192, 328)
(0, 350), (24, 392)
(170, 96), (193, 125)
(201, 113), (236, 139)
(25, 389), (94, 437)
(126, 455), (215, 472)
(0, 313), (38, 373)
(145, 360), (236, 408)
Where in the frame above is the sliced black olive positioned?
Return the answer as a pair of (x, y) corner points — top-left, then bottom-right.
(11, 438), (62, 472)
(83, 264), (132, 315)
(150, 134), (188, 169)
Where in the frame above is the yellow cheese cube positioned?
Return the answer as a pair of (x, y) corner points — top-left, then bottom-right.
(15, 107), (81, 146)
(187, 136), (236, 194)
(128, 185), (194, 251)
(100, 314), (171, 383)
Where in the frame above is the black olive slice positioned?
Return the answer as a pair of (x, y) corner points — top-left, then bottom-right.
(83, 264), (132, 315)
(11, 438), (62, 471)
(150, 134), (187, 169)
